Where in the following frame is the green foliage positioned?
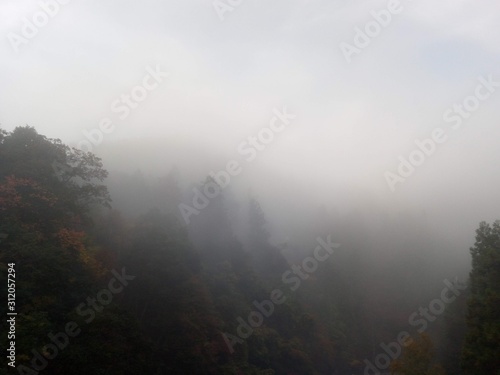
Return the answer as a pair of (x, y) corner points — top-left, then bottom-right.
(0, 126), (111, 215)
(441, 289), (467, 375)
(390, 333), (446, 375)
(461, 221), (500, 375)
(0, 126), (151, 374)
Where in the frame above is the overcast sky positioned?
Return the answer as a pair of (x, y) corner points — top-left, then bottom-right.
(1, 0), (499, 248)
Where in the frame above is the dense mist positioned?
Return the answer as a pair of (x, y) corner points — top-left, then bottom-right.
(1, 1), (499, 374)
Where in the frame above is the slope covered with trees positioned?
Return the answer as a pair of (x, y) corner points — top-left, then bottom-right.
(0, 127), (498, 374)
(0, 127), (156, 374)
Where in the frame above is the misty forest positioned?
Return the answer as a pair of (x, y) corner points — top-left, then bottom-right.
(1, 1), (500, 375)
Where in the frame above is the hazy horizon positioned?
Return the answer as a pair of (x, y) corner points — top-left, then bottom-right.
(2, 0), (499, 280)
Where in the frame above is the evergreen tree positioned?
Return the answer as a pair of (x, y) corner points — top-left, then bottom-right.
(461, 221), (500, 374)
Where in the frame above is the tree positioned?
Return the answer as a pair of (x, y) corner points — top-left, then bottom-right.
(0, 126), (111, 216)
(461, 221), (500, 375)
(441, 288), (468, 375)
(247, 197), (289, 279)
(389, 333), (446, 375)
(0, 127), (154, 375)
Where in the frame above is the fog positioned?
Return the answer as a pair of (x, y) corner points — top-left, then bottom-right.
(1, 1), (499, 373)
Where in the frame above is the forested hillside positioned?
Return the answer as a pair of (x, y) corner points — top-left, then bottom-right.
(2, 0), (500, 373)
(1, 127), (498, 374)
